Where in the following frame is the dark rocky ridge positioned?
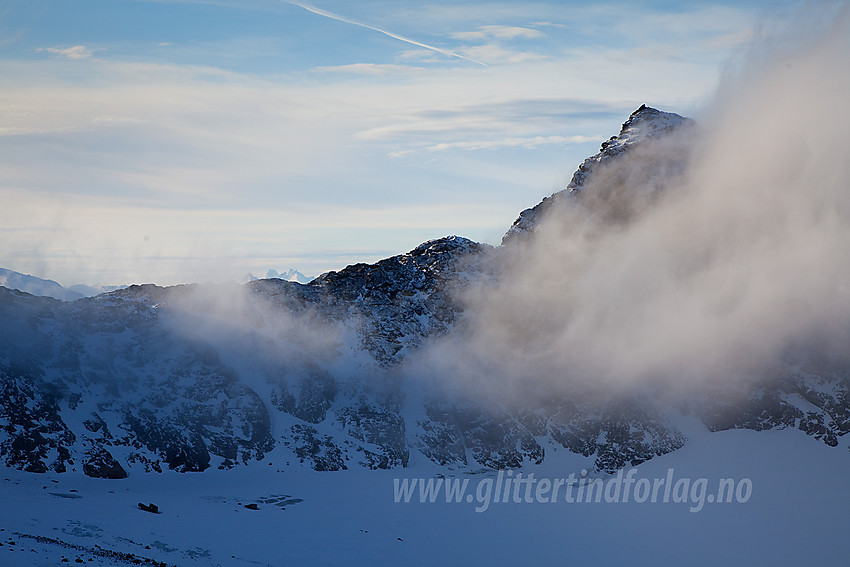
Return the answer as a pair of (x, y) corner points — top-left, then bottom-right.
(248, 234), (493, 364)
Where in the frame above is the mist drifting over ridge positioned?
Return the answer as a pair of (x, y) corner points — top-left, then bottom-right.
(2, 3), (850, 483)
(408, 5), (850, 401)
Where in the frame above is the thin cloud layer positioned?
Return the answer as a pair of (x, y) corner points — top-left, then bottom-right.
(396, 135), (602, 156)
(452, 25), (544, 41)
(0, 1), (787, 286)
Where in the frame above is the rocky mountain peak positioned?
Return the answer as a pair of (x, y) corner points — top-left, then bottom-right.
(502, 105), (693, 244)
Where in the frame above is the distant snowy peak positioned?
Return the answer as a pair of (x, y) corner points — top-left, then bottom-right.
(0, 267), (83, 301)
(267, 268), (314, 284)
(245, 268), (313, 284)
(502, 105), (693, 244)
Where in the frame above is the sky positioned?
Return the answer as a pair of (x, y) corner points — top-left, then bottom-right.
(0, 0), (804, 286)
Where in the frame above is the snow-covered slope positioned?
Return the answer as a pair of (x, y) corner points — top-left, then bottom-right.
(1, 427), (848, 566)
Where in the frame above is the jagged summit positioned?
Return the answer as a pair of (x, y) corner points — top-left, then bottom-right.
(502, 105), (692, 244)
(254, 235), (492, 363)
(312, 234), (480, 287)
(590, 104), (691, 169)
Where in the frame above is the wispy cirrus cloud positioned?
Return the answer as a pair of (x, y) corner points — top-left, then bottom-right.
(357, 97), (623, 143)
(312, 63), (424, 75)
(458, 44), (546, 65)
(37, 45), (96, 59)
(530, 21), (568, 29)
(395, 49), (443, 64)
(449, 24), (547, 64)
(452, 25), (544, 41)
(389, 134), (603, 157)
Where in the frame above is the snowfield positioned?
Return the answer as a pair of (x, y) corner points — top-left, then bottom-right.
(2, 426), (848, 566)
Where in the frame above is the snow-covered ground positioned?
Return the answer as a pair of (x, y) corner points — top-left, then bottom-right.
(2, 426), (848, 566)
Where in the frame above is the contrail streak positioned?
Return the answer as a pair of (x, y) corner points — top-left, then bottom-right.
(282, 0), (487, 66)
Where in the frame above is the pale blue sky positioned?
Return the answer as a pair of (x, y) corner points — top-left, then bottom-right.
(0, 0), (802, 285)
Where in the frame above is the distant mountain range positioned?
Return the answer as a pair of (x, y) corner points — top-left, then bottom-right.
(0, 268), (95, 301)
(0, 267), (315, 301)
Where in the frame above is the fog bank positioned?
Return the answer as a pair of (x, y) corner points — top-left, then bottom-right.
(411, 6), (850, 400)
